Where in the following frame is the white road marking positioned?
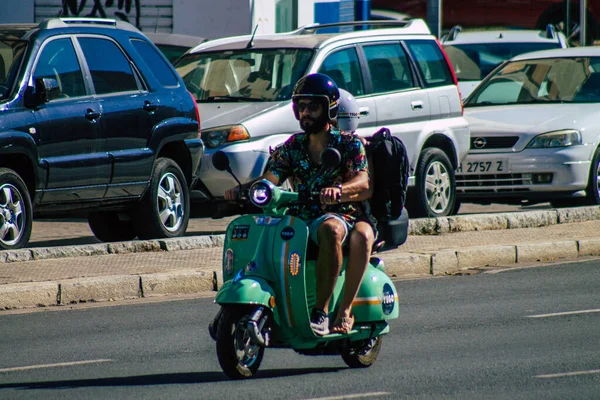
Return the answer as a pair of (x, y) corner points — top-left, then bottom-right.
(526, 309), (600, 318)
(536, 369), (600, 379)
(0, 359), (112, 373)
(303, 392), (392, 400)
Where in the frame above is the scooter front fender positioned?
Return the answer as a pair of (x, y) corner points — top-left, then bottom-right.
(216, 277), (275, 307)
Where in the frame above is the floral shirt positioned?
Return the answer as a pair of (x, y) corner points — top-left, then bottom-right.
(269, 127), (368, 221)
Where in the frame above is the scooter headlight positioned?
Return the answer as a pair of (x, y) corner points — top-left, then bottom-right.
(249, 180), (275, 207)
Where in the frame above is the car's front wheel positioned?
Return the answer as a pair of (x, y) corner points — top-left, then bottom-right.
(408, 148), (456, 218)
(134, 158), (190, 240)
(0, 168), (32, 250)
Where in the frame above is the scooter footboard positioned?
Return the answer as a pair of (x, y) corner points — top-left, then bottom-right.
(351, 266), (399, 322)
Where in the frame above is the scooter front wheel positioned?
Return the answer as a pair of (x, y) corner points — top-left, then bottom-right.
(341, 336), (383, 368)
(216, 306), (265, 379)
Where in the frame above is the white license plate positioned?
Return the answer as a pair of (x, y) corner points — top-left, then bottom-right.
(457, 159), (508, 175)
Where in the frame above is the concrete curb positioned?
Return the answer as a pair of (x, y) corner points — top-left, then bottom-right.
(380, 238), (600, 277)
(2, 235), (599, 310)
(2, 206), (599, 266)
(0, 270), (219, 310)
(0, 234), (225, 265)
(1, 206), (600, 310)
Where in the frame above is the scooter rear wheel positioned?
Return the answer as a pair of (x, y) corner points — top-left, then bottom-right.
(341, 336), (383, 368)
(216, 306), (265, 379)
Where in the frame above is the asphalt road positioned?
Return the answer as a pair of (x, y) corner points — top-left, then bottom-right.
(0, 260), (598, 399)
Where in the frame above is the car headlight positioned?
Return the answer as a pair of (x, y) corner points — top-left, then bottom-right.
(201, 125), (250, 148)
(526, 130), (582, 149)
(249, 180), (275, 207)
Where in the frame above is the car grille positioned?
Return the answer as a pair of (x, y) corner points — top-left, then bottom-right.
(470, 136), (519, 149)
(456, 173), (532, 193)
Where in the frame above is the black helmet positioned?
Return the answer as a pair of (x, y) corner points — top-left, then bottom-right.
(292, 73), (340, 120)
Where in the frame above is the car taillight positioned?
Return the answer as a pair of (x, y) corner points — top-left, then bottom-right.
(188, 91), (201, 138)
(436, 39), (463, 116)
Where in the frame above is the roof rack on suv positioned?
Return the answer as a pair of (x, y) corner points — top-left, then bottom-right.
(38, 18), (139, 32)
(295, 19), (429, 35)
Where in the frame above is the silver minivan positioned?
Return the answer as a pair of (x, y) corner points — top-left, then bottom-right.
(176, 20), (470, 218)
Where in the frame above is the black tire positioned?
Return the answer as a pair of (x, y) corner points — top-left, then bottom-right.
(408, 148), (456, 218)
(216, 306), (264, 379)
(88, 212), (137, 242)
(341, 336), (383, 368)
(0, 168), (33, 250)
(451, 198), (462, 215)
(133, 158), (190, 240)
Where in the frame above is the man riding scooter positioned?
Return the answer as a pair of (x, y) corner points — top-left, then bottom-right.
(225, 73), (373, 336)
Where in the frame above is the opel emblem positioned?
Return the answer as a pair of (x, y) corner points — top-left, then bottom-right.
(473, 137), (487, 149)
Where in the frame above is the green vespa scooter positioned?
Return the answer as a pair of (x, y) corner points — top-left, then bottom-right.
(208, 148), (399, 379)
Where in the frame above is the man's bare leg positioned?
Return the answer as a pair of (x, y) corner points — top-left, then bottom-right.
(314, 218), (346, 313)
(332, 221), (374, 332)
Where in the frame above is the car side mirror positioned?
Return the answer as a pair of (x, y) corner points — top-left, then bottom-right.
(24, 77), (61, 108)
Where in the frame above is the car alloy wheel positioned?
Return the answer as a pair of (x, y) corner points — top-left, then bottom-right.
(134, 158), (190, 239)
(425, 160), (452, 214)
(0, 169), (33, 250)
(157, 171), (185, 233)
(408, 148), (456, 218)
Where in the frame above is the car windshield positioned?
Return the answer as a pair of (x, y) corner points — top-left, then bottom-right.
(175, 48), (313, 102)
(465, 56), (600, 106)
(444, 42), (559, 81)
(0, 39), (27, 100)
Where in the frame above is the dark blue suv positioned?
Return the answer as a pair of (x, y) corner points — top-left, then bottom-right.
(0, 18), (203, 250)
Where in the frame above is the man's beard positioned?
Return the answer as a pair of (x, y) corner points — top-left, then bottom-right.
(300, 114), (328, 134)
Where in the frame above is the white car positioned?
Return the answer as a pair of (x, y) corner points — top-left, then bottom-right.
(441, 25), (568, 99)
(176, 20), (470, 218)
(457, 46), (600, 209)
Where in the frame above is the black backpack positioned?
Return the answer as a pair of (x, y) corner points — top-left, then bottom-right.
(365, 128), (411, 249)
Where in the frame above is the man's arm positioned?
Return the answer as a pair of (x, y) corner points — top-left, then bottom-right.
(340, 170), (371, 202)
(321, 136), (373, 205)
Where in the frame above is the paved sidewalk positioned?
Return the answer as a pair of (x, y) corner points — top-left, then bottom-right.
(2, 206), (600, 310)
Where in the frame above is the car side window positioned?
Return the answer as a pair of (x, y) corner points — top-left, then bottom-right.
(78, 37), (138, 95)
(405, 40), (454, 88)
(131, 38), (179, 87)
(33, 38), (86, 98)
(362, 43), (415, 94)
(318, 47), (364, 96)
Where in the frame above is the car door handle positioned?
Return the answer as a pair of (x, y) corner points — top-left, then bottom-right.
(359, 106), (370, 117)
(411, 101), (424, 110)
(143, 101), (158, 112)
(85, 109), (101, 120)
